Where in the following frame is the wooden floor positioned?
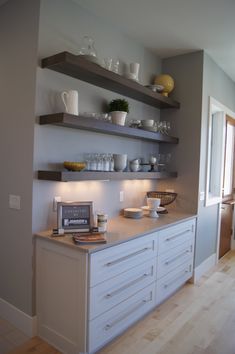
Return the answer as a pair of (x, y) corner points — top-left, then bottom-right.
(8, 251), (235, 354)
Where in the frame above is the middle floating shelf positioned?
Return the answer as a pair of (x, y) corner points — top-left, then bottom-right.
(39, 113), (179, 144)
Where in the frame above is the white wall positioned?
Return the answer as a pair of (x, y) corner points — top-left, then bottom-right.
(0, 0), (40, 315)
(33, 0), (162, 232)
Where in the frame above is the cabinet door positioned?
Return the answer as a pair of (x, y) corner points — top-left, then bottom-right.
(158, 219), (195, 255)
(36, 239), (87, 354)
(157, 240), (194, 279)
(156, 260), (193, 306)
(89, 233), (157, 287)
(89, 258), (156, 320)
(88, 283), (155, 353)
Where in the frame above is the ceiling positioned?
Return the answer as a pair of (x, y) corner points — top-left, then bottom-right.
(74, 0), (235, 82)
(1, 0), (234, 81)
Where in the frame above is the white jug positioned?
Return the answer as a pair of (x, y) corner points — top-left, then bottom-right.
(61, 90), (79, 115)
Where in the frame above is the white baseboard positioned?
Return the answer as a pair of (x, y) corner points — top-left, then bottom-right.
(231, 239), (235, 250)
(193, 253), (217, 282)
(0, 297), (37, 337)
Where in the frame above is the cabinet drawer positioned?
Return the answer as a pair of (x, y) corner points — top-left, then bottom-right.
(157, 240), (194, 279)
(158, 219), (195, 255)
(156, 260), (193, 306)
(88, 283), (155, 353)
(89, 234), (157, 287)
(89, 258), (156, 320)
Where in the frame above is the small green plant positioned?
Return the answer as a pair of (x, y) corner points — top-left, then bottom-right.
(108, 99), (129, 113)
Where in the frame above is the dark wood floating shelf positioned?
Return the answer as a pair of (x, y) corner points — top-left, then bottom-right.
(39, 113), (179, 144)
(38, 171), (178, 182)
(41, 52), (180, 109)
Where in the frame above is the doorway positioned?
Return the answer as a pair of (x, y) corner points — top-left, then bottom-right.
(219, 115), (235, 259)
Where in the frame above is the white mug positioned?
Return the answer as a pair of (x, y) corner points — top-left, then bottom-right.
(130, 62), (140, 81)
(61, 90), (79, 115)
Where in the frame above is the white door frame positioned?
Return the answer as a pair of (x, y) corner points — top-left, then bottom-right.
(209, 98), (235, 262)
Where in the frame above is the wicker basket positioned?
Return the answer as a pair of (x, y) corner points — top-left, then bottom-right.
(146, 191), (177, 206)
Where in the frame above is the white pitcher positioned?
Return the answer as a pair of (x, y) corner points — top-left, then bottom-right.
(61, 90), (79, 115)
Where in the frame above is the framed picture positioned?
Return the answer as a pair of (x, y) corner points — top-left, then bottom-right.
(57, 201), (93, 233)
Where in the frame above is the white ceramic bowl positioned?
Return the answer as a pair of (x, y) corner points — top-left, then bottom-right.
(130, 163), (140, 172)
(113, 154), (127, 171)
(141, 119), (154, 128)
(147, 197), (161, 210)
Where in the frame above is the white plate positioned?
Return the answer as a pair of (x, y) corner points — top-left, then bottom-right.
(145, 84), (164, 92)
(142, 206), (166, 212)
(124, 208), (142, 212)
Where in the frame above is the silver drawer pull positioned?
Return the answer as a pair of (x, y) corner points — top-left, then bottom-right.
(104, 293), (153, 331)
(106, 247), (151, 267)
(165, 229), (191, 242)
(165, 249), (191, 265)
(105, 272), (151, 298)
(164, 269), (190, 289)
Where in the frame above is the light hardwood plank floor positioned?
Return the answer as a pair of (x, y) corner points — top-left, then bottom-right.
(7, 251), (235, 354)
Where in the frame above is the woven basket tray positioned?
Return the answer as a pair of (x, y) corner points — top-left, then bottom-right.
(146, 191), (177, 206)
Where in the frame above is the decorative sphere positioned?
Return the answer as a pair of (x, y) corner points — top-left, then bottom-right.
(154, 74), (174, 97)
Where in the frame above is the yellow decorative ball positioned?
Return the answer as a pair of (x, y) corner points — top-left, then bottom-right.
(154, 74), (174, 97)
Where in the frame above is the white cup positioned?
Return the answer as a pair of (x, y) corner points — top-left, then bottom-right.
(61, 90), (79, 115)
(147, 197), (161, 210)
(130, 62), (140, 81)
(113, 154), (127, 172)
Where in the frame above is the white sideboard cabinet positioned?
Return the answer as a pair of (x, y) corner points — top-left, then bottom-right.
(36, 217), (196, 354)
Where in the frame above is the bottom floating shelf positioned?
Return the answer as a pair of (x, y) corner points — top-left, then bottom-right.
(37, 171), (178, 182)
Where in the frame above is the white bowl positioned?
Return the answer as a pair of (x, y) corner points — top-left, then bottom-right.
(141, 119), (154, 128)
(130, 163), (140, 172)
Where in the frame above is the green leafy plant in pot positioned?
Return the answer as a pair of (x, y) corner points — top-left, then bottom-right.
(108, 99), (129, 126)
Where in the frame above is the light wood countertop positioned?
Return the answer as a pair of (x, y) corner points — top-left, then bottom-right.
(35, 210), (197, 254)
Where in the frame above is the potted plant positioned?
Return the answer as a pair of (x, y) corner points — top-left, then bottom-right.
(108, 99), (129, 126)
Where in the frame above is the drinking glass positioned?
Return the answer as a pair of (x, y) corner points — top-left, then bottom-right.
(112, 60), (120, 74)
(167, 122), (171, 134)
(103, 57), (112, 70)
(84, 153), (92, 171)
(162, 121), (167, 134)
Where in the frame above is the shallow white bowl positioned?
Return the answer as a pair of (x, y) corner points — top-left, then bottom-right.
(141, 119), (154, 128)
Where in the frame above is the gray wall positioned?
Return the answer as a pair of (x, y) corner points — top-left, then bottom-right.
(159, 50), (235, 267)
(158, 51), (204, 213)
(195, 53), (235, 266)
(0, 0), (40, 314)
(33, 0), (162, 232)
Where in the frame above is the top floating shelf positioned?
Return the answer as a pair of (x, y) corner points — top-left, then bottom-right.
(41, 52), (180, 109)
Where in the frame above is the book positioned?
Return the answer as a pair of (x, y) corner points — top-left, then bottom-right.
(73, 233), (107, 244)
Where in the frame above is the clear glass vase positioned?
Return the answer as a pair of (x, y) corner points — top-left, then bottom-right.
(79, 36), (97, 58)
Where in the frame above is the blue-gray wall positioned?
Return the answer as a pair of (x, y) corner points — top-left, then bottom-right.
(33, 0), (162, 232)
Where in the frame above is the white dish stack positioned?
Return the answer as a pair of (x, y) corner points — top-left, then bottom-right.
(124, 208), (143, 219)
